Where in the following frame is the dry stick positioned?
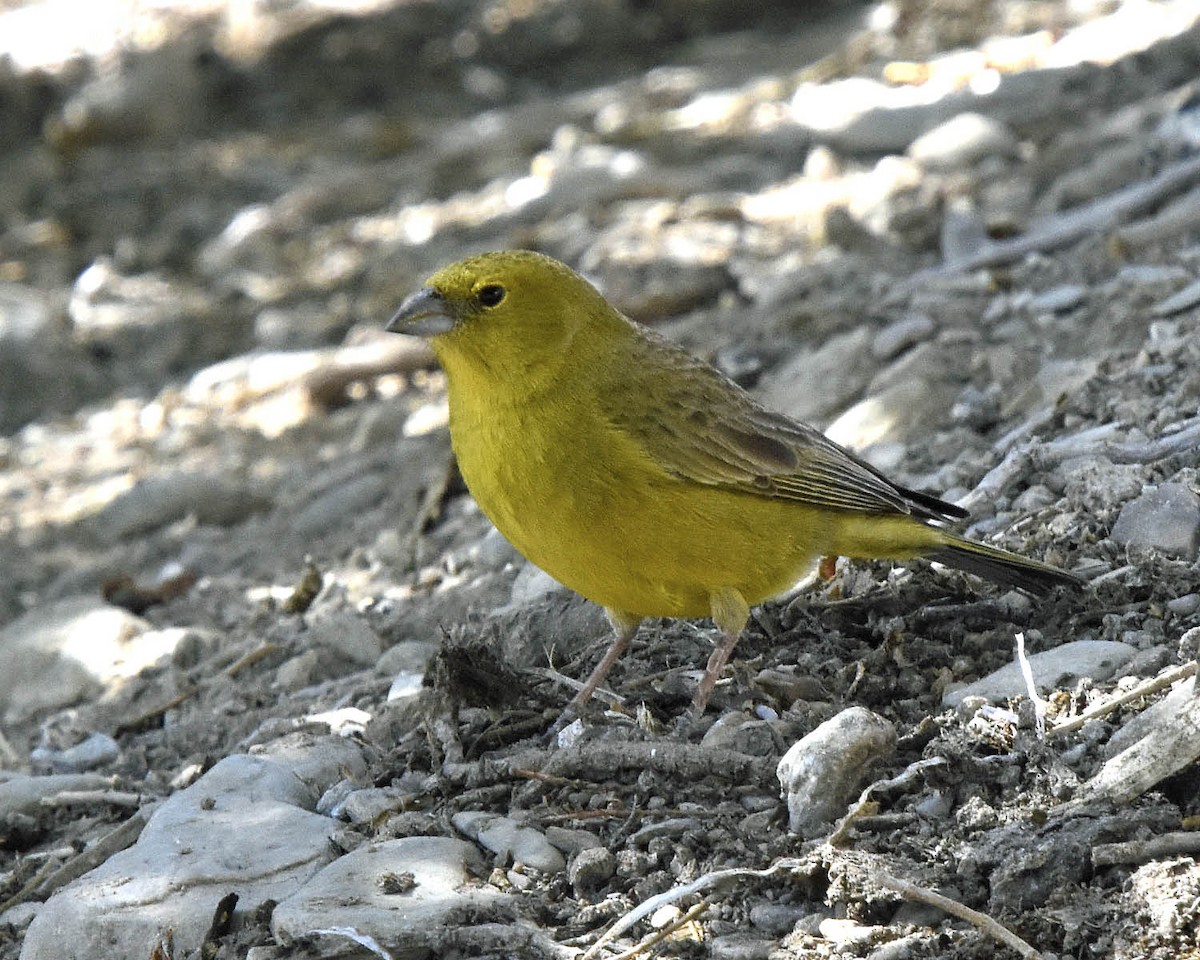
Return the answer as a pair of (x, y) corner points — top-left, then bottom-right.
(40, 789), (144, 809)
(1081, 687), (1200, 805)
(605, 901), (709, 960)
(537, 665), (626, 707)
(115, 686), (199, 736)
(0, 858), (62, 916)
(1112, 183), (1200, 251)
(35, 811), (149, 899)
(1092, 831), (1200, 867)
(579, 860), (803, 960)
(225, 642), (281, 677)
(959, 417), (1200, 515)
(581, 847), (1042, 960)
(580, 752), (1020, 959)
(1084, 563), (1137, 588)
(1049, 661), (1199, 737)
(899, 151), (1200, 288)
(0, 811), (150, 914)
(0, 727), (23, 770)
(872, 870), (1044, 960)
(405, 451), (457, 566)
(827, 756), (948, 846)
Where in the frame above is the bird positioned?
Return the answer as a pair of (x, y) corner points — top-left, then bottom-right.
(386, 250), (1080, 729)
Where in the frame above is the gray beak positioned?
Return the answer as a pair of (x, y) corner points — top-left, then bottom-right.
(386, 287), (455, 337)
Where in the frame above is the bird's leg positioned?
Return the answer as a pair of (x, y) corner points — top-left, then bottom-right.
(547, 609), (641, 736)
(693, 587), (751, 715)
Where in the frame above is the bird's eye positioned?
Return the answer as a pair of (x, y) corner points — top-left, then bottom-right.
(478, 284), (506, 308)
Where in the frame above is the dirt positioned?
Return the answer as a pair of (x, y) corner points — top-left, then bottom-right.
(3, 1), (1200, 958)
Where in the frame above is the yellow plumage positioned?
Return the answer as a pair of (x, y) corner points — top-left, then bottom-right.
(387, 250), (1079, 723)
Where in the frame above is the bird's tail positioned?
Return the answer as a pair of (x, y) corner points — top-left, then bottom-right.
(925, 534), (1081, 596)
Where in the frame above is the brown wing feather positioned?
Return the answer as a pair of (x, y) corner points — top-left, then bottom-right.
(610, 331), (965, 524)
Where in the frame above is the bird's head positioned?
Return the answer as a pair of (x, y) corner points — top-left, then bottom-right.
(387, 250), (622, 388)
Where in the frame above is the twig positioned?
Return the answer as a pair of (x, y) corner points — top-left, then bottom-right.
(304, 336), (436, 408)
(403, 450), (457, 571)
(442, 741), (775, 791)
(537, 666), (626, 706)
(580, 859), (804, 960)
(35, 811), (149, 900)
(39, 789), (144, 809)
(0, 727), (25, 770)
(959, 418), (1200, 515)
(0, 812), (148, 913)
(827, 757), (948, 846)
(1093, 831), (1200, 867)
(1084, 564), (1137, 588)
(114, 687), (198, 736)
(309, 927), (395, 960)
(1098, 418), (1200, 465)
(1049, 661), (1199, 737)
(1080, 676), (1200, 804)
(901, 152), (1200, 285)
(225, 643), (281, 677)
(0, 857), (62, 915)
(872, 870), (1044, 960)
(1113, 184), (1200, 252)
(605, 901), (709, 960)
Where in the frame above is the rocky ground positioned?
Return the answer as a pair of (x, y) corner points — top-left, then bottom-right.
(3, 0), (1200, 957)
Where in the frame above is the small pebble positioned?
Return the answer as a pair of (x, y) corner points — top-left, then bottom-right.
(452, 811), (566, 873)
(908, 112), (1019, 170)
(339, 787), (408, 824)
(650, 905), (683, 928)
(30, 733), (120, 774)
(567, 846), (616, 891)
(1110, 483), (1200, 557)
(545, 826), (603, 855)
(1027, 284), (1086, 314)
(316, 778), (356, 817)
(1167, 594), (1200, 617)
(304, 613), (381, 667)
(819, 917), (885, 946)
(709, 936), (774, 960)
(867, 933), (929, 960)
(912, 790), (953, 819)
(748, 902), (805, 936)
(1152, 277), (1200, 316)
(871, 314), (935, 360)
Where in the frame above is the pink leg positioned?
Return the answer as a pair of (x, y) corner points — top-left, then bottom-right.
(692, 587), (750, 716)
(547, 610), (640, 736)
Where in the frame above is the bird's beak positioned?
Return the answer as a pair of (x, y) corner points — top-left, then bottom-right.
(386, 287), (456, 337)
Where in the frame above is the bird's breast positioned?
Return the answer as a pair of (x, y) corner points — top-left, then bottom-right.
(444, 378), (828, 618)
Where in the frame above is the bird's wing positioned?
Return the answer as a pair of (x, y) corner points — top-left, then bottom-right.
(610, 339), (965, 523)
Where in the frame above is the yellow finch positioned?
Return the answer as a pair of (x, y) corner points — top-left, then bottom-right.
(387, 251), (1079, 727)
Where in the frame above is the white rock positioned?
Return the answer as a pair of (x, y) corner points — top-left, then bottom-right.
(908, 112), (1019, 170)
(0, 597), (161, 723)
(271, 837), (498, 949)
(776, 707), (896, 836)
(30, 732), (119, 773)
(22, 752), (355, 960)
